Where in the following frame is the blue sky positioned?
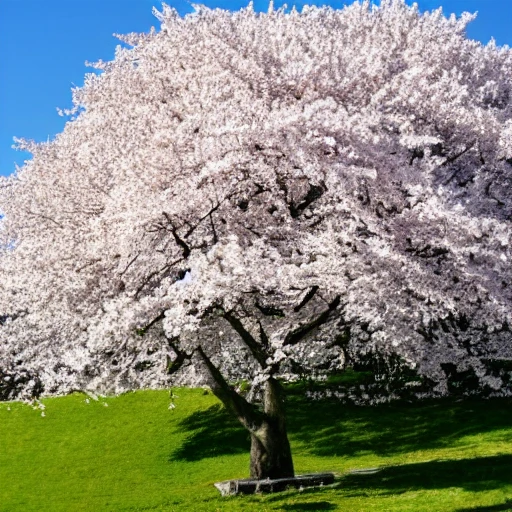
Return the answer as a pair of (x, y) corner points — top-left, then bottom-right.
(0, 0), (511, 177)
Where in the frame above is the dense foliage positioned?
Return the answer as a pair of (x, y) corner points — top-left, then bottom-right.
(1, 0), (511, 476)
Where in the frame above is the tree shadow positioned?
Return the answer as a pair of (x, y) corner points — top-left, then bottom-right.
(286, 396), (512, 458)
(168, 395), (512, 467)
(170, 404), (250, 461)
(456, 500), (512, 512)
(261, 456), (512, 509)
(339, 455), (512, 496)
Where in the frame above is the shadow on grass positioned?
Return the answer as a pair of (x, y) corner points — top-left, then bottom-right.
(169, 398), (512, 508)
(456, 500), (512, 512)
(339, 455), (512, 496)
(170, 404), (250, 461)
(287, 396), (512, 458)
(260, 456), (512, 510)
(170, 395), (512, 463)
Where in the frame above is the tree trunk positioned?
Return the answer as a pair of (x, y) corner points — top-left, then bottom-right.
(249, 419), (294, 479)
(194, 347), (294, 479)
(249, 377), (294, 479)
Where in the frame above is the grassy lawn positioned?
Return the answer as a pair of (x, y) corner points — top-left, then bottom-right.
(1, 387), (511, 511)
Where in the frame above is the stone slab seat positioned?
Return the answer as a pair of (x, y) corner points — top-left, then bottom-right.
(214, 472), (335, 496)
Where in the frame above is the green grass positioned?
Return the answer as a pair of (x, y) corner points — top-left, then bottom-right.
(1, 388), (511, 511)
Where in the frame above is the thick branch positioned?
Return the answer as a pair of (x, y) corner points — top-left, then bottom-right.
(256, 302), (285, 317)
(257, 320), (270, 348)
(136, 311), (166, 336)
(283, 295), (341, 346)
(195, 346), (264, 432)
(293, 285), (319, 312)
(223, 311), (269, 368)
(166, 336), (191, 374)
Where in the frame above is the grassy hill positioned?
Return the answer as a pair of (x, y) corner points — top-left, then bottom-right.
(1, 387), (511, 511)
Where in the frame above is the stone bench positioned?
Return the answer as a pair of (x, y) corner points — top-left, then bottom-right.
(214, 472), (335, 496)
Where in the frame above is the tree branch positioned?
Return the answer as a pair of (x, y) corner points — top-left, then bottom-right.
(166, 336), (192, 374)
(119, 253), (140, 277)
(442, 141), (475, 166)
(209, 212), (218, 244)
(136, 311), (166, 336)
(442, 142), (476, 185)
(184, 202), (221, 239)
(195, 345), (264, 432)
(134, 259), (183, 299)
(293, 285), (319, 312)
(283, 295), (341, 346)
(223, 311), (269, 368)
(162, 212), (191, 258)
(257, 320), (270, 348)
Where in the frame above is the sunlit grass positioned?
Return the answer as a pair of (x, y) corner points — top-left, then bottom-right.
(1, 388), (511, 511)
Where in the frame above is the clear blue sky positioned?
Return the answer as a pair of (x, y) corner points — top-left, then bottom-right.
(0, 0), (511, 177)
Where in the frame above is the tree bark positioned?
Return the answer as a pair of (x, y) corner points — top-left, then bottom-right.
(194, 347), (294, 479)
(249, 377), (294, 479)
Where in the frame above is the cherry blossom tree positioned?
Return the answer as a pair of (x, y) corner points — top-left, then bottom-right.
(1, 0), (511, 479)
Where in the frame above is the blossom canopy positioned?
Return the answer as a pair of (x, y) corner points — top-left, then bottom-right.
(0, 0), (511, 402)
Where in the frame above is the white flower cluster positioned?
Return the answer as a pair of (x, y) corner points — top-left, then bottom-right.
(0, 0), (511, 400)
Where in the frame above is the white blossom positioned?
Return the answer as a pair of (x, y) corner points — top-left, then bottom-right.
(0, 1), (511, 401)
